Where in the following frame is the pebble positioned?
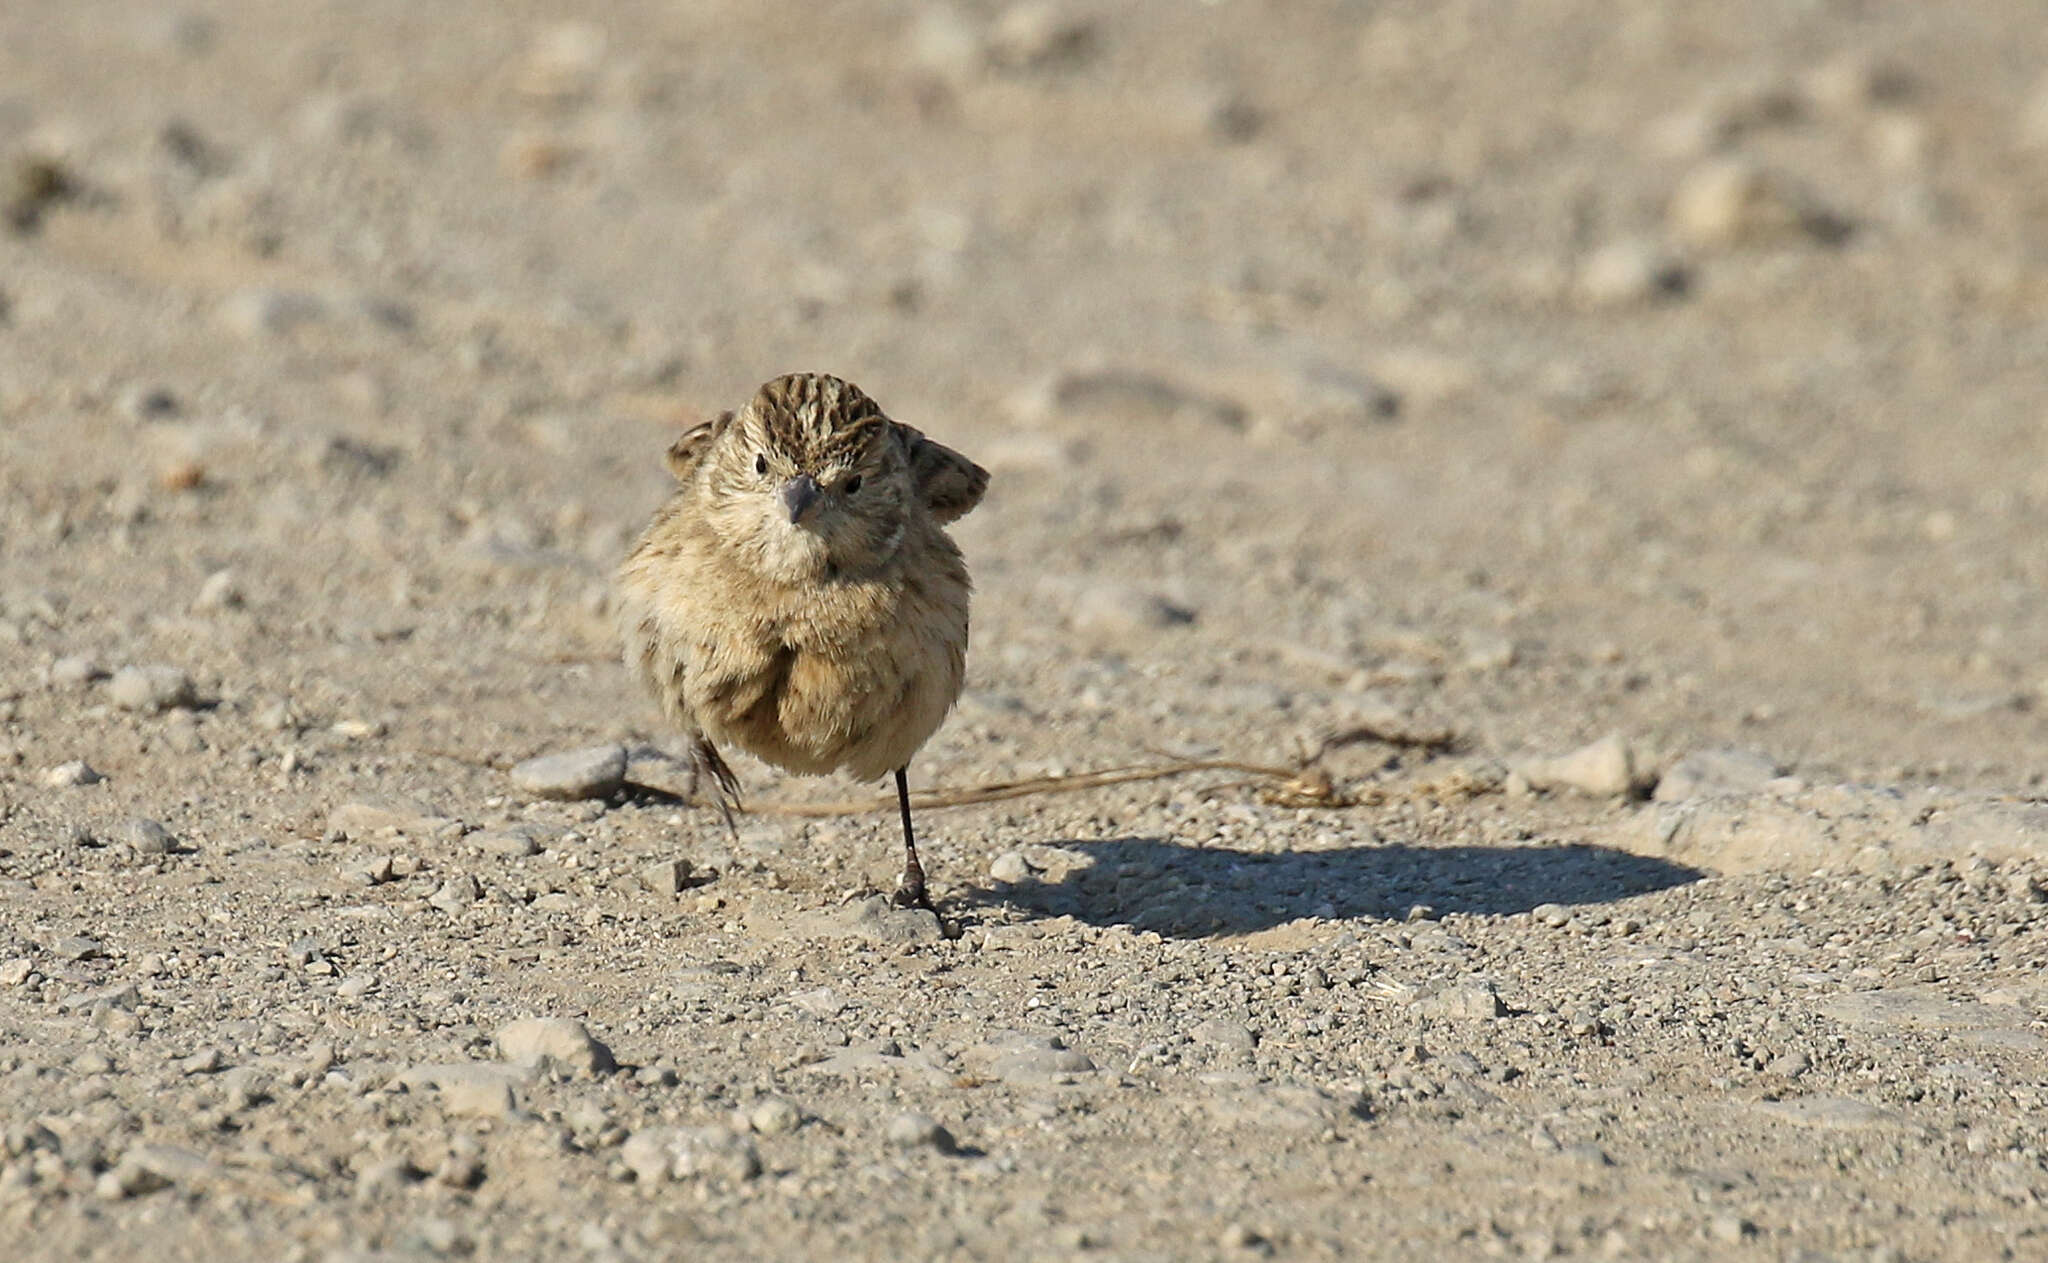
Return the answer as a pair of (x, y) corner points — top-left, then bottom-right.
(53, 935), (105, 960)
(747, 1097), (803, 1136)
(180, 1046), (224, 1075)
(475, 826), (547, 858)
(44, 760), (103, 788)
(1668, 159), (1840, 248)
(96, 1142), (214, 1199)
(1754, 1096), (1914, 1131)
(107, 664), (196, 713)
(117, 384), (180, 421)
(48, 655), (102, 687)
(986, 3), (1094, 72)
(510, 744), (628, 800)
(1191, 1018), (1258, 1054)
(1577, 239), (1688, 306)
(621, 1126), (761, 1184)
(0, 958), (32, 986)
(1417, 978), (1506, 1020)
(805, 896), (944, 944)
(348, 855), (396, 886)
(973, 1032), (1098, 1081)
(116, 817), (175, 855)
(192, 569), (243, 611)
(439, 1076), (519, 1120)
(989, 850), (1038, 883)
(1766, 1051), (1812, 1078)
(1516, 734), (1644, 798)
(1071, 583), (1197, 641)
(637, 858), (692, 897)
(1709, 1214), (1756, 1244)
(495, 1016), (617, 1075)
(1653, 748), (1782, 803)
(427, 874), (481, 915)
(883, 1111), (956, 1152)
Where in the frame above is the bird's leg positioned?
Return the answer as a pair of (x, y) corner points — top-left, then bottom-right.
(691, 737), (742, 842)
(889, 767), (933, 911)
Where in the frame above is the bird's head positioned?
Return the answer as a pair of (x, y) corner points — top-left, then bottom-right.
(701, 373), (917, 584)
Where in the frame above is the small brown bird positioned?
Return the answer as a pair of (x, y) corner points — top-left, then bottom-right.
(617, 373), (989, 909)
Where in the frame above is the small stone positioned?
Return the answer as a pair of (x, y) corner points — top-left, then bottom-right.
(1517, 735), (1645, 798)
(747, 1097), (803, 1136)
(1219, 1223), (1268, 1252)
(222, 1067), (272, 1111)
(1653, 748), (1783, 802)
(49, 655), (102, 688)
(348, 855), (396, 886)
(989, 850), (1037, 883)
(1708, 1214), (1756, 1244)
(99, 1143), (214, 1199)
(495, 1017), (617, 1076)
(1071, 584), (1196, 640)
(1766, 1051), (1812, 1078)
(510, 744), (628, 800)
(1192, 1018), (1257, 1053)
(0, 958), (32, 986)
(427, 875), (481, 914)
(475, 826), (546, 858)
(53, 935), (105, 960)
(193, 570), (243, 611)
(107, 664), (196, 713)
(807, 896), (944, 944)
(118, 384), (181, 421)
(44, 760), (103, 787)
(1576, 239), (1688, 306)
(1532, 904), (1570, 928)
(355, 1156), (420, 1198)
(635, 1065), (678, 1088)
(1669, 159), (1843, 248)
(180, 1047), (224, 1075)
(116, 817), (175, 855)
(440, 1076), (518, 1120)
(1418, 978), (1506, 1020)
(884, 1111), (955, 1152)
(620, 1126), (760, 1184)
(325, 797), (451, 839)
(987, 3), (1094, 71)
(336, 974), (375, 999)
(637, 858), (691, 896)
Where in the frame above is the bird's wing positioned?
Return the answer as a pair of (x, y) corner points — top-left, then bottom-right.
(894, 423), (989, 524)
(664, 410), (734, 482)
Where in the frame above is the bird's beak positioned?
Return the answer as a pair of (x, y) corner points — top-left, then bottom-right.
(780, 474), (821, 524)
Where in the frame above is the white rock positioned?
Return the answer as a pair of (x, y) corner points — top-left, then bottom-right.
(511, 744), (627, 800)
(44, 760), (103, 788)
(1652, 748), (1782, 802)
(1517, 735), (1644, 798)
(883, 1111), (955, 1151)
(621, 1126), (760, 1184)
(495, 1016), (616, 1075)
(107, 664), (195, 713)
(116, 817), (175, 855)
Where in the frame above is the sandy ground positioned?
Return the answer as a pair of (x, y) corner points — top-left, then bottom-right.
(5, 2), (2048, 1259)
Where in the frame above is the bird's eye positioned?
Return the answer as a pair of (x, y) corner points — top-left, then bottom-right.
(754, 453), (768, 476)
(844, 475), (863, 495)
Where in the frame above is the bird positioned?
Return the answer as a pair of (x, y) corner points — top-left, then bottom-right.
(616, 372), (989, 910)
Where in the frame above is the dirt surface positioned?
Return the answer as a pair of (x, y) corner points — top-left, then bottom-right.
(6, 2), (2048, 1259)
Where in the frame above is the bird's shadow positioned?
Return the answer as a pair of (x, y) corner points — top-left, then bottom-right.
(970, 836), (1703, 938)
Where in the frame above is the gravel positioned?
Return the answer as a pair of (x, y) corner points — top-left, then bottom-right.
(5, 4), (2048, 1260)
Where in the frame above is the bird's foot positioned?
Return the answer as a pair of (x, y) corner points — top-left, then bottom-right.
(890, 877), (934, 913)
